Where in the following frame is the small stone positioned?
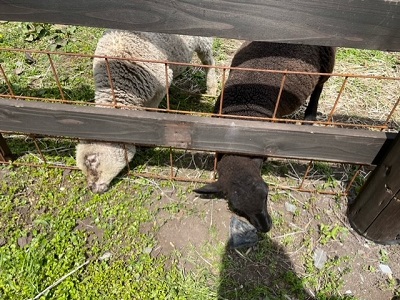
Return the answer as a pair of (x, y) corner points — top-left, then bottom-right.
(285, 202), (297, 214)
(99, 252), (112, 261)
(379, 264), (392, 276)
(229, 216), (258, 249)
(17, 234), (32, 248)
(314, 248), (327, 269)
(357, 249), (365, 255)
(345, 290), (352, 295)
(143, 247), (153, 254)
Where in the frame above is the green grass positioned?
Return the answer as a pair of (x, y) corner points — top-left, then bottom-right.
(0, 137), (370, 300)
(0, 22), (103, 53)
(0, 163), (216, 299)
(0, 22), (103, 102)
(336, 48), (398, 67)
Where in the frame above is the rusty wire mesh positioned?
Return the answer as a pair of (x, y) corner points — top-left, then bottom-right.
(0, 46), (399, 196)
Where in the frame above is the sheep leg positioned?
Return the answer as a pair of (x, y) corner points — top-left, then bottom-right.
(196, 51), (217, 96)
(304, 84), (323, 121)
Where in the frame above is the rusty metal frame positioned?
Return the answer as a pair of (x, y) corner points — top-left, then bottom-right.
(0, 46), (398, 196)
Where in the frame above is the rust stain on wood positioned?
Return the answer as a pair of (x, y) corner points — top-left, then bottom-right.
(58, 119), (84, 125)
(164, 123), (192, 148)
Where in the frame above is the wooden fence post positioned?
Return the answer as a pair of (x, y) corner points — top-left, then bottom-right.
(348, 132), (400, 244)
(0, 133), (13, 162)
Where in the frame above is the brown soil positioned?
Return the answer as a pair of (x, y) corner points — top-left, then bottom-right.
(144, 181), (400, 299)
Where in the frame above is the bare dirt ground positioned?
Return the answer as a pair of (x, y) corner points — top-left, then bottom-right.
(142, 178), (400, 300)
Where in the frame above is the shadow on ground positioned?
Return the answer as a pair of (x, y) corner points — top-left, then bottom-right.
(218, 235), (351, 300)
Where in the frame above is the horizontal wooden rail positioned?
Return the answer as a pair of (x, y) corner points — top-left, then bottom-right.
(0, 0), (400, 51)
(0, 99), (395, 165)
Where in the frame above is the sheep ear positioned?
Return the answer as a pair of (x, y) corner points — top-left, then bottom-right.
(251, 157), (265, 168)
(194, 182), (221, 194)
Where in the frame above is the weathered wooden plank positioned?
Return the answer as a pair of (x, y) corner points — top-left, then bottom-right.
(358, 189), (400, 244)
(349, 132), (400, 244)
(0, 0), (400, 51)
(0, 133), (13, 162)
(0, 99), (395, 164)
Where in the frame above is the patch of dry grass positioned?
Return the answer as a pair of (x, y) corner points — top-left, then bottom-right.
(317, 48), (400, 128)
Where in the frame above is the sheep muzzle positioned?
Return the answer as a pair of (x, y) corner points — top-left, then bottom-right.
(248, 210), (272, 233)
(88, 182), (109, 194)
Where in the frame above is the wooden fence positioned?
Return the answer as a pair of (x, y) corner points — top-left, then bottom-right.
(0, 0), (399, 243)
(1, 0), (400, 51)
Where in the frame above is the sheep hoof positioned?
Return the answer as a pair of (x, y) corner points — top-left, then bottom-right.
(229, 216), (258, 249)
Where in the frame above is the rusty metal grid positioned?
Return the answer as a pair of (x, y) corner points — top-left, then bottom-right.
(0, 47), (399, 196)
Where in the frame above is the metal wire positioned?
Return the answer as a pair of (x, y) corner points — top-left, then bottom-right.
(0, 63), (15, 97)
(345, 165), (363, 195)
(1, 47), (399, 81)
(272, 71), (287, 119)
(382, 96), (400, 130)
(327, 76), (348, 123)
(298, 160), (313, 190)
(165, 63), (171, 110)
(104, 57), (118, 107)
(218, 67), (227, 115)
(0, 46), (398, 196)
(47, 53), (66, 101)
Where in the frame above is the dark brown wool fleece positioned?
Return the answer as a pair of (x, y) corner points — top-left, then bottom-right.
(215, 41), (336, 118)
(216, 155), (263, 194)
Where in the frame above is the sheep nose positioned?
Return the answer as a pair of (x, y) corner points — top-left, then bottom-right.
(89, 182), (109, 194)
(249, 211), (272, 233)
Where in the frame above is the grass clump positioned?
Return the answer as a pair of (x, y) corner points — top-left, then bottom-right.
(0, 22), (103, 102)
(0, 164), (216, 299)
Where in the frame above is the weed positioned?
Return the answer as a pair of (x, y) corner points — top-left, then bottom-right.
(303, 248), (352, 299)
(212, 38), (228, 62)
(379, 249), (390, 264)
(319, 224), (349, 245)
(21, 22), (52, 42)
(367, 265), (377, 272)
(314, 162), (333, 177)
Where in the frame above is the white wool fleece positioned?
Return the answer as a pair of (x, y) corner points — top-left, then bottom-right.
(76, 30), (217, 193)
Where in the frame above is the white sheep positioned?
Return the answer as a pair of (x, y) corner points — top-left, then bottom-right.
(195, 41), (336, 232)
(76, 30), (217, 193)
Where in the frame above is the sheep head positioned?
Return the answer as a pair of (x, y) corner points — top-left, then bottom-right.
(76, 142), (135, 194)
(194, 155), (272, 233)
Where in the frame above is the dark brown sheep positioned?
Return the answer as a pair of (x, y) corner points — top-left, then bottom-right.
(195, 41), (336, 232)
